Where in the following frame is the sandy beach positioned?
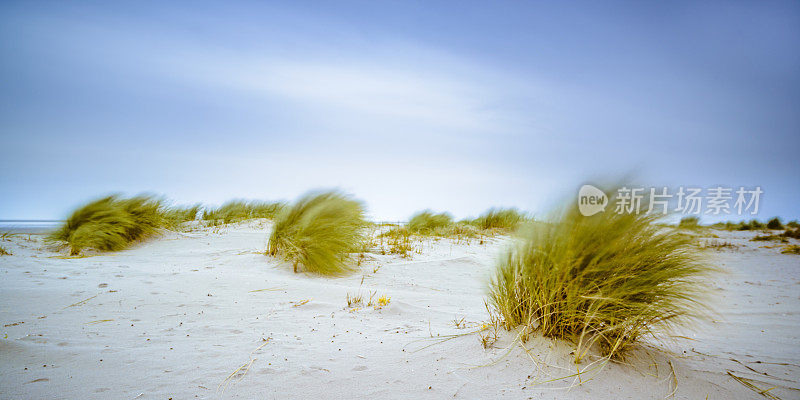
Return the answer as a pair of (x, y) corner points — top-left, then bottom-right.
(1, 222), (798, 399)
(3, 1), (798, 398)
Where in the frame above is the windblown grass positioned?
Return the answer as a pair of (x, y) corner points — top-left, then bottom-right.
(709, 218), (792, 232)
(751, 234), (787, 243)
(0, 245), (10, 256)
(678, 216), (701, 229)
(407, 210), (453, 234)
(163, 204), (201, 226)
(204, 200), (284, 224)
(385, 227), (415, 257)
(712, 219), (772, 231)
(397, 210), (486, 240)
(782, 227), (800, 239)
(766, 217), (784, 230)
(267, 191), (366, 275)
(48, 195), (167, 255)
(701, 239), (738, 251)
(781, 245), (800, 255)
(489, 187), (714, 360)
(472, 208), (526, 231)
(737, 219), (765, 231)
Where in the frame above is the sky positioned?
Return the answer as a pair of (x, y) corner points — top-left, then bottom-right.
(1, 0), (798, 222)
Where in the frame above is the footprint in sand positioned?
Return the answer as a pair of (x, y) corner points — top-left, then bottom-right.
(352, 365), (368, 371)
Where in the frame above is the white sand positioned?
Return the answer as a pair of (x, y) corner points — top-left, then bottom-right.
(1, 222), (798, 399)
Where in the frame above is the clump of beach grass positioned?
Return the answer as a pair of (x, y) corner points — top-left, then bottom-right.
(782, 226), (800, 240)
(387, 229), (414, 257)
(397, 210), (484, 241)
(751, 234), (788, 243)
(267, 191), (366, 275)
(48, 195), (167, 255)
(781, 245), (800, 255)
(204, 200), (284, 224)
(407, 210), (453, 234)
(737, 219), (765, 231)
(472, 208), (526, 231)
(678, 216), (701, 229)
(0, 245), (10, 256)
(164, 204), (201, 227)
(766, 217), (784, 230)
(489, 187), (714, 360)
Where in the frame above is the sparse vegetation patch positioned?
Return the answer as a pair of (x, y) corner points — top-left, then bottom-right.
(204, 200), (284, 224)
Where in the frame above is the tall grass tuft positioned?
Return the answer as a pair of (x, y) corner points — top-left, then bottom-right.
(267, 191), (366, 275)
(204, 200), (284, 224)
(489, 187), (714, 360)
(48, 195), (167, 255)
(766, 217), (783, 230)
(781, 226), (800, 240)
(678, 216), (700, 229)
(473, 208), (526, 231)
(164, 204), (201, 227)
(737, 219), (764, 231)
(407, 210), (453, 234)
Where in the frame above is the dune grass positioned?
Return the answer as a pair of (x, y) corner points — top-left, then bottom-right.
(472, 208), (526, 231)
(203, 200), (284, 224)
(407, 210), (453, 234)
(489, 188), (714, 360)
(751, 234), (787, 243)
(267, 191), (366, 275)
(163, 204), (201, 227)
(782, 245), (800, 255)
(711, 219), (772, 231)
(48, 195), (167, 255)
(404, 208), (529, 238)
(711, 221), (739, 231)
(710, 218), (795, 232)
(737, 219), (765, 231)
(380, 226), (415, 257)
(782, 226), (800, 239)
(376, 208), (524, 250)
(0, 245), (10, 256)
(678, 216), (701, 229)
(400, 210), (487, 239)
(766, 217), (784, 230)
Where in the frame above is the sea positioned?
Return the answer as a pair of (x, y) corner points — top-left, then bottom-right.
(0, 220), (62, 234)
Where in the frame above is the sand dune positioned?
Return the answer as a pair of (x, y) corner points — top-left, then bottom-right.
(1, 222), (798, 399)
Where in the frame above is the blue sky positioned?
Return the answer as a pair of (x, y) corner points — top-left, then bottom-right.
(1, 0), (798, 222)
